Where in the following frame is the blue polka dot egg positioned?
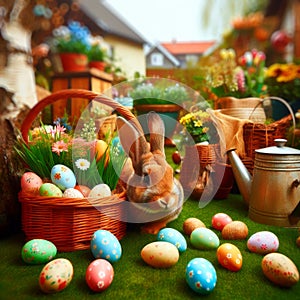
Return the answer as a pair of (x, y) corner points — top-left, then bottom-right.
(157, 228), (187, 252)
(186, 258), (217, 295)
(90, 230), (122, 263)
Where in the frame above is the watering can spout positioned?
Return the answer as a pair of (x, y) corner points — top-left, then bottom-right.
(227, 149), (252, 206)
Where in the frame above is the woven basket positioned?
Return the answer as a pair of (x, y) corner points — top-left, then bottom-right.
(180, 143), (220, 197)
(19, 89), (140, 252)
(243, 97), (295, 161)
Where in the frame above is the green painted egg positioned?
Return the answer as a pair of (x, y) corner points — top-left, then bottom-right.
(39, 183), (62, 197)
(190, 227), (220, 250)
(21, 239), (57, 264)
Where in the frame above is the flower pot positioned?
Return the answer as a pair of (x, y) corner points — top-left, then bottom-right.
(211, 163), (234, 200)
(59, 53), (88, 72)
(133, 104), (181, 143)
(89, 61), (106, 71)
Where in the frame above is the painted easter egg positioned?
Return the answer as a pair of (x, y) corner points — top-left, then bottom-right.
(217, 243), (243, 272)
(85, 259), (114, 292)
(21, 239), (57, 265)
(211, 213), (232, 231)
(39, 183), (62, 197)
(74, 185), (91, 197)
(90, 230), (122, 263)
(63, 188), (84, 198)
(186, 258), (217, 295)
(262, 253), (299, 287)
(157, 228), (187, 252)
(51, 164), (76, 191)
(39, 258), (73, 293)
(141, 241), (179, 268)
(247, 231), (279, 254)
(88, 184), (111, 199)
(190, 227), (220, 250)
(183, 217), (206, 236)
(222, 221), (248, 240)
(21, 172), (43, 194)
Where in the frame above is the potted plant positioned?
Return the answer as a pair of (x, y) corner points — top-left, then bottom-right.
(265, 63), (300, 119)
(52, 21), (91, 71)
(129, 79), (191, 144)
(87, 37), (109, 71)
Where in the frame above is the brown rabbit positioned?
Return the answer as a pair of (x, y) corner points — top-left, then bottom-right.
(116, 111), (184, 234)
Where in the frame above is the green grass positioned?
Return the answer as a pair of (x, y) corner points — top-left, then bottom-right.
(1, 194), (300, 300)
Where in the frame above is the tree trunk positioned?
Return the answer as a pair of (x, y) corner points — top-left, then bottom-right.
(0, 88), (28, 236)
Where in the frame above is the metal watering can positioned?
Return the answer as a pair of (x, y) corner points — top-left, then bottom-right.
(227, 139), (300, 226)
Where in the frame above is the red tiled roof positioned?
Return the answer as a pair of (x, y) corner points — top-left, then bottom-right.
(161, 41), (215, 55)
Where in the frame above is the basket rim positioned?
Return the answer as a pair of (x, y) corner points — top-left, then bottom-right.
(18, 191), (126, 207)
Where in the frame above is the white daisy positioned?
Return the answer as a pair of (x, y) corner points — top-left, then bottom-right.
(75, 158), (90, 171)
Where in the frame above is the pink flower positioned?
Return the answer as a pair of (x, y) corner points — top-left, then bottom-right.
(52, 140), (68, 155)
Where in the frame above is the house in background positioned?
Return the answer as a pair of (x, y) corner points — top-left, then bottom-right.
(146, 40), (216, 78)
(80, 0), (149, 79)
(146, 41), (216, 70)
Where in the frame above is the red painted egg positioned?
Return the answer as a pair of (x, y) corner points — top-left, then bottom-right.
(85, 259), (114, 292)
(212, 213), (232, 231)
(21, 172), (43, 194)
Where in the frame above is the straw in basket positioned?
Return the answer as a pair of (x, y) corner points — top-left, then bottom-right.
(19, 89), (141, 252)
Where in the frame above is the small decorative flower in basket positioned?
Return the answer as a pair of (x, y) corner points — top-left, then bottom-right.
(15, 89), (137, 252)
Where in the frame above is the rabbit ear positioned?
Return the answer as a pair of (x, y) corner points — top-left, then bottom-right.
(116, 116), (149, 175)
(147, 112), (165, 155)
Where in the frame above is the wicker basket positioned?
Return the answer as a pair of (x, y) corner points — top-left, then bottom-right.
(179, 143), (220, 197)
(243, 97), (295, 161)
(19, 89), (140, 252)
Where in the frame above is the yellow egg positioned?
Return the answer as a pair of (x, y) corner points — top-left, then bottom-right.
(95, 139), (109, 163)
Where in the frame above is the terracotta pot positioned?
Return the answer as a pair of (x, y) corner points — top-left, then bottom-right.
(89, 61), (106, 71)
(59, 53), (88, 72)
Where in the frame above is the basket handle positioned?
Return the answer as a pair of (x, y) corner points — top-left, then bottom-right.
(249, 96), (296, 146)
(21, 89), (143, 143)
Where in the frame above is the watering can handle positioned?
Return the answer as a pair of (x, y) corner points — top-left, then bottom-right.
(249, 96), (296, 146)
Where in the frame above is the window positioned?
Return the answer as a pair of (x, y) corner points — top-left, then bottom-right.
(151, 53), (164, 66)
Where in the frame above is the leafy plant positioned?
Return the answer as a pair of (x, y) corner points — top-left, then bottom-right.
(130, 82), (189, 105)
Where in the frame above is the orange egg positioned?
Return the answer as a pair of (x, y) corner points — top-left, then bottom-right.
(74, 185), (91, 197)
(95, 139), (109, 164)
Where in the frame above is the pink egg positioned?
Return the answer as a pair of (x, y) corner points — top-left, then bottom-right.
(85, 259), (114, 292)
(21, 172), (43, 194)
(212, 213), (232, 231)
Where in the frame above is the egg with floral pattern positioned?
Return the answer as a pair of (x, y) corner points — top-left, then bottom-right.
(157, 228), (187, 252)
(90, 230), (122, 263)
(212, 213), (232, 231)
(217, 243), (243, 272)
(262, 253), (299, 287)
(247, 231), (279, 254)
(186, 258), (217, 294)
(51, 164), (76, 191)
(85, 259), (114, 292)
(39, 183), (63, 197)
(141, 241), (179, 268)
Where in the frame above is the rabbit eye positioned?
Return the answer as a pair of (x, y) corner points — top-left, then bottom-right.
(143, 173), (151, 186)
